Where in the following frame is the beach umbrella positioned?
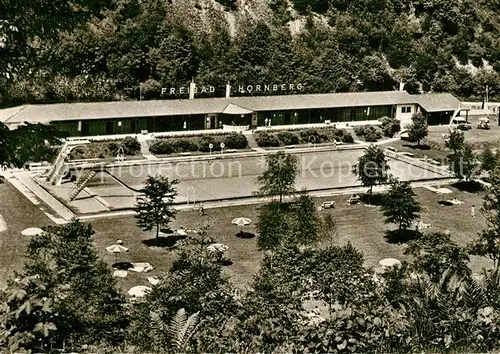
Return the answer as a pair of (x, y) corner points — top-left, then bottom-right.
(436, 188), (452, 194)
(232, 217), (252, 227)
(106, 244), (129, 263)
(21, 228), (43, 236)
(128, 285), (152, 298)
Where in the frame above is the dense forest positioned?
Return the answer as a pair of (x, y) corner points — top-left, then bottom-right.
(1, 0), (500, 107)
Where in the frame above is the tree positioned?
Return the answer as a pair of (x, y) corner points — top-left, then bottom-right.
(0, 121), (64, 168)
(352, 144), (390, 197)
(257, 201), (290, 251)
(405, 232), (471, 282)
(381, 177), (421, 232)
(1, 220), (126, 353)
(291, 189), (320, 246)
(407, 112), (428, 147)
(257, 151), (298, 204)
(128, 234), (236, 352)
(445, 130), (465, 153)
(469, 166), (500, 269)
(0, 0), (112, 78)
(481, 146), (498, 173)
(448, 143), (481, 182)
(135, 175), (178, 245)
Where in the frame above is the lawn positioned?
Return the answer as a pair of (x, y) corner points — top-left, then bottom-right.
(382, 117), (500, 165)
(1, 178), (494, 294)
(0, 181), (55, 290)
(89, 184), (492, 294)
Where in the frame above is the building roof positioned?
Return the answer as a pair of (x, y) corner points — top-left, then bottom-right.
(0, 91), (461, 125)
(222, 103), (254, 115)
(415, 93), (461, 112)
(0, 91), (416, 125)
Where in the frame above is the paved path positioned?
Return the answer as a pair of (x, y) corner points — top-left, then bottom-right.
(137, 135), (158, 160)
(243, 132), (266, 152)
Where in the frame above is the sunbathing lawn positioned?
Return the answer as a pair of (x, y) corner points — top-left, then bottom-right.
(382, 116), (500, 164)
(89, 184), (492, 293)
(0, 178), (493, 293)
(0, 181), (55, 290)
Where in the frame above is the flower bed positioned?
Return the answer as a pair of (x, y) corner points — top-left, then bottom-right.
(254, 127), (354, 147)
(69, 136), (141, 160)
(149, 132), (248, 155)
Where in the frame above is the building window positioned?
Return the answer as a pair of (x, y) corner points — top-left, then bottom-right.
(401, 106), (412, 114)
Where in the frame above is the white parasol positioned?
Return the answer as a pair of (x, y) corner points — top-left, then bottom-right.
(106, 244), (129, 263)
(232, 217), (252, 227)
(21, 228), (43, 236)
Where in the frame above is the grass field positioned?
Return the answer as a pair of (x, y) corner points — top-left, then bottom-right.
(84, 183), (496, 293)
(1, 177), (493, 293)
(383, 117), (500, 164)
(0, 182), (55, 290)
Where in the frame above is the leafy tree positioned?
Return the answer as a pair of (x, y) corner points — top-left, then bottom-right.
(469, 166), (500, 269)
(128, 234), (236, 352)
(0, 122), (64, 168)
(407, 112), (428, 147)
(291, 189), (320, 246)
(405, 232), (471, 282)
(257, 201), (290, 251)
(311, 243), (377, 314)
(445, 130), (465, 153)
(256, 151), (298, 204)
(481, 146), (498, 173)
(0, 220), (126, 353)
(352, 144), (390, 197)
(135, 175), (178, 245)
(0, 0), (112, 78)
(381, 177), (421, 232)
(448, 143), (480, 182)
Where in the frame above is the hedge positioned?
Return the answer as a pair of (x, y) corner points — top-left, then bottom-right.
(256, 128), (353, 147)
(149, 132), (248, 155)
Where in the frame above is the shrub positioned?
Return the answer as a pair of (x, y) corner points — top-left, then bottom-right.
(223, 132), (248, 149)
(341, 131), (354, 143)
(149, 140), (176, 155)
(122, 136), (141, 154)
(354, 125), (367, 136)
(174, 138), (198, 152)
(380, 117), (401, 137)
(364, 126), (383, 142)
(256, 132), (280, 147)
(277, 131), (299, 145)
(199, 135), (220, 152)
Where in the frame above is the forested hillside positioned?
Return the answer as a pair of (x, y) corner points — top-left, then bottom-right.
(1, 0), (500, 107)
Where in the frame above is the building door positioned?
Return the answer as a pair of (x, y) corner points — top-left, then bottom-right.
(105, 121), (114, 135)
(284, 112), (291, 125)
(147, 117), (155, 132)
(82, 121), (90, 136)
